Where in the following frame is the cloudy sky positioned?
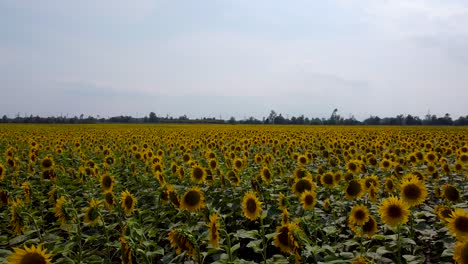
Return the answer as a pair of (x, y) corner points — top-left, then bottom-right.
(1, 0), (467, 120)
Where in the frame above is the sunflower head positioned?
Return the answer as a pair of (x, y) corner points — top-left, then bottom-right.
(434, 204), (453, 223)
(242, 191), (262, 221)
(100, 174), (115, 193)
(273, 222), (300, 254)
(378, 196), (410, 228)
(453, 239), (468, 264)
(41, 156), (54, 169)
(442, 184), (461, 203)
(345, 179), (364, 200)
(121, 190), (137, 216)
(84, 198), (101, 226)
(260, 166), (273, 184)
(349, 204), (370, 226)
(320, 172), (336, 188)
(181, 187), (205, 212)
(104, 192), (116, 210)
(384, 177), (397, 193)
(400, 175), (427, 207)
(447, 208), (468, 240)
(300, 190), (316, 210)
(207, 213), (220, 248)
(168, 228), (197, 257)
(7, 244), (53, 264)
(292, 176), (315, 196)
(363, 175), (380, 191)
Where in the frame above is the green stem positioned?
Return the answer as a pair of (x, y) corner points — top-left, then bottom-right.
(98, 211), (112, 264)
(260, 216), (267, 264)
(24, 212), (43, 243)
(396, 225), (401, 264)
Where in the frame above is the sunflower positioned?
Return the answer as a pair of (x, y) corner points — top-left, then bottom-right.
(121, 190), (137, 216)
(54, 196), (73, 226)
(278, 192), (287, 211)
(100, 174), (115, 193)
(363, 175), (380, 191)
(104, 155), (115, 167)
(297, 154), (309, 166)
(0, 189), (9, 206)
(368, 185), (378, 204)
(83, 198), (101, 226)
(273, 222), (300, 254)
(41, 156), (54, 169)
(104, 192), (116, 210)
(384, 177), (397, 193)
(453, 239), (468, 264)
(380, 158), (393, 171)
(120, 236), (133, 264)
(22, 182), (31, 203)
(361, 215), (378, 238)
(323, 198), (331, 212)
(352, 256), (369, 264)
(434, 204), (453, 223)
(7, 244), (53, 264)
(10, 199), (25, 235)
(346, 160), (361, 174)
(181, 187), (205, 212)
(281, 208), (289, 225)
(345, 179), (364, 200)
(447, 208), (468, 240)
(208, 159), (218, 170)
(167, 185), (180, 209)
(189, 165), (206, 184)
(242, 191), (262, 221)
(207, 213), (220, 248)
(400, 175), (427, 207)
(293, 167), (309, 180)
(320, 172), (336, 188)
(260, 166), (273, 185)
(232, 157), (244, 171)
(0, 163), (5, 181)
(349, 204), (370, 226)
(442, 184), (461, 203)
(378, 196), (409, 228)
(292, 176), (315, 196)
(300, 190), (316, 210)
(168, 228), (197, 257)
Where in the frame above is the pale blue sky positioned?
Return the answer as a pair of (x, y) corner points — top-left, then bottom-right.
(1, 0), (468, 120)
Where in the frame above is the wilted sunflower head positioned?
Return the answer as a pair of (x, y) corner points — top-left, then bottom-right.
(273, 222), (300, 254)
(104, 192), (116, 209)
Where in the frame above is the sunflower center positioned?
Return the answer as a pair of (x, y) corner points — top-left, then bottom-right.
(124, 196), (133, 209)
(403, 184), (421, 200)
(444, 186), (460, 202)
(387, 205), (403, 218)
(362, 218), (375, 233)
(354, 210), (366, 221)
(386, 180), (394, 190)
(193, 167), (203, 179)
(105, 193), (114, 205)
(20, 252), (47, 264)
(102, 176), (112, 188)
(454, 216), (468, 233)
(42, 159), (53, 168)
(295, 180), (312, 193)
(323, 174), (334, 185)
(299, 157), (307, 164)
(184, 191), (201, 207)
(278, 226), (290, 246)
(348, 163), (357, 171)
(246, 198), (257, 213)
(263, 169), (271, 180)
(304, 194), (314, 205)
(346, 180), (361, 196)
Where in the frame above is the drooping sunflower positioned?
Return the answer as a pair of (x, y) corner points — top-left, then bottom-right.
(378, 196), (410, 228)
(300, 190), (316, 210)
(10, 198), (25, 235)
(0, 189), (9, 206)
(100, 174), (115, 193)
(273, 222), (300, 254)
(207, 213), (220, 248)
(453, 239), (468, 264)
(320, 172), (336, 188)
(7, 244), (53, 264)
(442, 184), (461, 203)
(363, 175), (380, 192)
(54, 196), (73, 226)
(121, 190), (137, 216)
(349, 204), (370, 226)
(190, 165), (206, 184)
(84, 198), (101, 226)
(345, 179), (364, 200)
(168, 228), (197, 257)
(400, 175), (427, 207)
(180, 187), (205, 212)
(167, 185), (180, 209)
(22, 182), (31, 203)
(242, 191), (262, 221)
(120, 236), (132, 264)
(292, 176), (315, 196)
(447, 208), (468, 240)
(104, 192), (116, 210)
(260, 166), (273, 185)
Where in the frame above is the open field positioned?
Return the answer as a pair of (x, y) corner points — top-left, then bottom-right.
(0, 124), (467, 263)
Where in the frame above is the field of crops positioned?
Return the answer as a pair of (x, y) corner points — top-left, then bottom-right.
(0, 124), (467, 264)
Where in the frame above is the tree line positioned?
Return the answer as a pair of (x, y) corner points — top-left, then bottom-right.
(1, 110), (468, 125)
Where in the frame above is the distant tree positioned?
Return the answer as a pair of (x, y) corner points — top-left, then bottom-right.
(228, 116), (237, 124)
(268, 110), (277, 124)
(149, 112), (158, 123)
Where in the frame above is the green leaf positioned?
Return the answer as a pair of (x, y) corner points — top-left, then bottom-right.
(9, 235), (26, 246)
(231, 243), (240, 253)
(236, 229), (258, 239)
(246, 239), (262, 253)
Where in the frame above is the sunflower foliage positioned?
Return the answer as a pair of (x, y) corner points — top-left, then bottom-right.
(0, 124), (467, 264)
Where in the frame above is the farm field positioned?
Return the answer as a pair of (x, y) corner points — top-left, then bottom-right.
(0, 124), (467, 264)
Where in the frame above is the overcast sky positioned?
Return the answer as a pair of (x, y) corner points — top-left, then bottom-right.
(1, 0), (468, 120)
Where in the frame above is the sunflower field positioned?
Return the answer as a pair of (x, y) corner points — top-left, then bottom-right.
(0, 124), (467, 264)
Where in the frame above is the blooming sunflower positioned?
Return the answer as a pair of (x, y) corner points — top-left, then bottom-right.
(323, 198), (331, 212)
(100, 174), (115, 193)
(400, 175), (427, 207)
(320, 172), (336, 188)
(384, 177), (397, 193)
(300, 190), (316, 210)
(190, 165), (207, 184)
(273, 222), (300, 254)
(345, 179), (364, 200)
(378, 196), (409, 228)
(346, 160), (361, 174)
(121, 190), (137, 216)
(453, 239), (468, 264)
(349, 204), (370, 226)
(361, 215), (378, 238)
(363, 175), (380, 191)
(104, 192), (116, 210)
(352, 256), (369, 264)
(434, 204), (453, 223)
(84, 198), (101, 226)
(0, 163), (5, 181)
(41, 156), (54, 169)
(207, 213), (220, 248)
(260, 166), (273, 185)
(292, 176), (315, 196)
(447, 208), (468, 240)
(442, 184), (461, 203)
(7, 244), (53, 264)
(242, 191), (262, 221)
(180, 187), (205, 212)
(297, 154), (309, 166)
